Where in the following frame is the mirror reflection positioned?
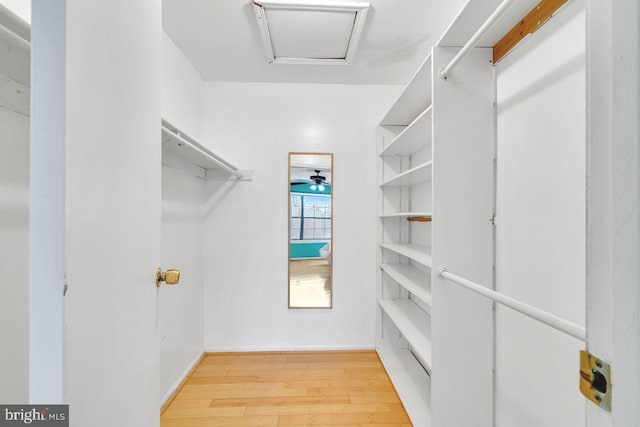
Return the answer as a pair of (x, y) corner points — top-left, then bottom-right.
(288, 153), (333, 309)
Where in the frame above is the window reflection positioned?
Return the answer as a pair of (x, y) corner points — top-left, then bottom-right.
(288, 153), (333, 308)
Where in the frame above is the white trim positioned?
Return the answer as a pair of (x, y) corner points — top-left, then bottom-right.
(252, 0), (369, 65)
(160, 349), (205, 407)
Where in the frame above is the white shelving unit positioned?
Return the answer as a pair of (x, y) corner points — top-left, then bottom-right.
(376, 52), (434, 426)
(435, 0), (543, 48)
(375, 2), (498, 425)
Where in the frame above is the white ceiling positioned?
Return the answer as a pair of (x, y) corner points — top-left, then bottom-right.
(162, 0), (434, 85)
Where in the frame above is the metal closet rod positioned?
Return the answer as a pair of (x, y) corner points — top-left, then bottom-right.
(161, 120), (243, 179)
(438, 268), (586, 342)
(439, 0), (518, 80)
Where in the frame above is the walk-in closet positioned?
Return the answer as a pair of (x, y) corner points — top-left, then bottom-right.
(0, 0), (638, 426)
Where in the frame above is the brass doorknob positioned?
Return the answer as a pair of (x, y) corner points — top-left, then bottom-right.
(156, 268), (180, 287)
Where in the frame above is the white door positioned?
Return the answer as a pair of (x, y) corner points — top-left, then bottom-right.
(31, 1), (163, 425)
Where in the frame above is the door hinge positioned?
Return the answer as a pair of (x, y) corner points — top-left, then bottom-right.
(579, 350), (611, 412)
(490, 215), (497, 226)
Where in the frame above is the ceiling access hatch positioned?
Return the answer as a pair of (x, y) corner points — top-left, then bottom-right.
(252, 1), (370, 65)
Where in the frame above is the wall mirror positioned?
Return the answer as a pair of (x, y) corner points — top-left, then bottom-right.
(288, 153), (333, 309)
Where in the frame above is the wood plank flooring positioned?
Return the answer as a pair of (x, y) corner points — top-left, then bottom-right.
(161, 350), (412, 426)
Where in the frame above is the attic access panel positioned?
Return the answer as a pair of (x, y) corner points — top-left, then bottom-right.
(252, 1), (370, 65)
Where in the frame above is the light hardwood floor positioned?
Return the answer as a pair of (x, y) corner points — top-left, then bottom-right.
(161, 350), (412, 426)
(289, 259), (332, 308)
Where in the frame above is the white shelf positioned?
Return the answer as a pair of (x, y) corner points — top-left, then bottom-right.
(377, 348), (431, 427)
(380, 161), (432, 187)
(437, 0), (546, 48)
(380, 243), (432, 269)
(380, 106), (432, 157)
(379, 54), (432, 126)
(379, 211), (432, 219)
(381, 263), (432, 309)
(161, 119), (245, 179)
(378, 299), (432, 373)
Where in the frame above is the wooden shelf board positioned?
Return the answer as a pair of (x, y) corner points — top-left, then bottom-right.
(378, 299), (432, 373)
(380, 242), (432, 268)
(380, 161), (432, 187)
(379, 55), (432, 126)
(379, 211), (433, 219)
(377, 348), (431, 427)
(493, 0), (570, 64)
(380, 106), (433, 157)
(381, 263), (432, 309)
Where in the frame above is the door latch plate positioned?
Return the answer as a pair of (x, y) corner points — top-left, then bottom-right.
(579, 350), (611, 412)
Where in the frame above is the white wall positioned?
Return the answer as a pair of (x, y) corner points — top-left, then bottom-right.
(162, 31), (204, 141)
(159, 30), (205, 403)
(495, 1), (585, 426)
(0, 0), (30, 23)
(160, 165), (204, 402)
(0, 3), (29, 403)
(202, 83), (399, 351)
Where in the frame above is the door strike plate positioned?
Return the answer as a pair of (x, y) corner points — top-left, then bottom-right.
(579, 350), (611, 412)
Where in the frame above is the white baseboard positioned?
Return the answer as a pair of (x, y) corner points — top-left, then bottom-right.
(204, 345), (375, 353)
(160, 348), (205, 407)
